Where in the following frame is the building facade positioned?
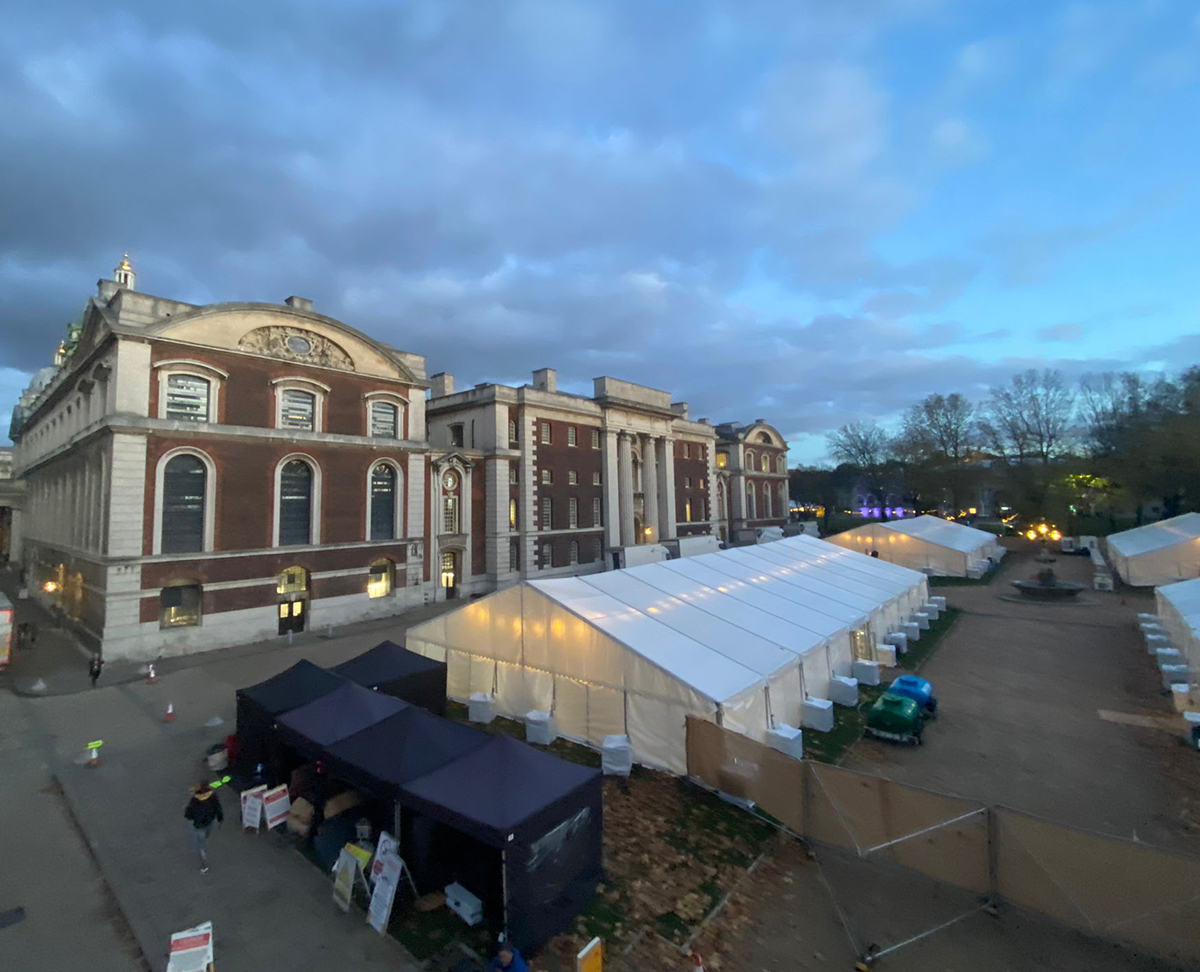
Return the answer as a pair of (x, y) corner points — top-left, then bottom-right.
(9, 260), (431, 660)
(9, 259), (789, 658)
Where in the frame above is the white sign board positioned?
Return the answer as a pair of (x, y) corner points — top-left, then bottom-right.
(262, 784), (291, 830)
(165, 921), (214, 972)
(240, 785), (267, 831)
(333, 848), (357, 913)
(371, 831), (398, 883)
(367, 852), (402, 933)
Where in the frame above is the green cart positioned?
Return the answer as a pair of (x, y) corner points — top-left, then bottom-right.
(865, 693), (924, 746)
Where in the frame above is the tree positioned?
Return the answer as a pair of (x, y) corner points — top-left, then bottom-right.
(897, 393), (976, 511)
(826, 421), (895, 518)
(978, 369), (1075, 465)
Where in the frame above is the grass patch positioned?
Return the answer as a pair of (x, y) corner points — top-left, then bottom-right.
(929, 569), (1001, 587)
(802, 684), (886, 765)
(897, 606), (961, 671)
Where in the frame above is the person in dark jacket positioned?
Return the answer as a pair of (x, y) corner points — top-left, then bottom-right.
(184, 783), (223, 873)
(487, 944), (529, 972)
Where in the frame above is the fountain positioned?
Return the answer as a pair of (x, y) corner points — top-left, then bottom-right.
(1011, 566), (1084, 601)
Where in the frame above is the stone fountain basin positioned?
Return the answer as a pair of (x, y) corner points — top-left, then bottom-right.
(1011, 580), (1085, 600)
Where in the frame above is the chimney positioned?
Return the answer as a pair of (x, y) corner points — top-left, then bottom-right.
(532, 368), (557, 393)
(284, 296), (313, 312)
(429, 373), (455, 397)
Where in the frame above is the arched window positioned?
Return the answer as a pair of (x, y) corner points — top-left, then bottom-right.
(279, 460), (314, 545)
(745, 450), (754, 470)
(368, 559), (393, 598)
(764, 486), (773, 519)
(370, 464), (397, 540)
(717, 482), (727, 520)
(761, 453), (770, 472)
(758, 431), (772, 443)
(777, 455), (786, 474)
(161, 454), (206, 553)
(747, 483), (756, 519)
(369, 401), (399, 438)
(780, 483), (788, 516)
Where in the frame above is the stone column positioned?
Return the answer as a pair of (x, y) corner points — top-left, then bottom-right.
(601, 429), (621, 549)
(657, 437), (677, 539)
(642, 435), (659, 542)
(617, 432), (635, 547)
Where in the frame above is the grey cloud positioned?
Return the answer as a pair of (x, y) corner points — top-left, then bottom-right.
(1036, 322), (1086, 342)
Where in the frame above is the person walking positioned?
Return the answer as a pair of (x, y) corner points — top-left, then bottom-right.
(88, 653), (103, 688)
(184, 782), (224, 873)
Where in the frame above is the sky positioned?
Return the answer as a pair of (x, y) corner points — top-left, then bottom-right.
(2, 0), (1198, 462)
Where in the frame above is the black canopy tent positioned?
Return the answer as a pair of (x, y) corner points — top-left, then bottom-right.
(276, 682), (408, 758)
(331, 641), (448, 715)
(396, 734), (603, 952)
(235, 660), (347, 776)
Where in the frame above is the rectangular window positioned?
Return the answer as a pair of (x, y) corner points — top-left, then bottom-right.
(568, 470), (578, 485)
(160, 584), (202, 628)
(165, 375), (210, 422)
(568, 426), (577, 447)
(592, 497), (601, 527)
(541, 497), (552, 530)
(509, 539), (519, 571)
(716, 453), (728, 469)
(279, 389), (315, 430)
(541, 469), (552, 484)
(542, 542), (553, 568)
(590, 429), (600, 449)
(592, 537), (602, 560)
(592, 471), (601, 485)
(367, 561), (392, 599)
(443, 495), (459, 533)
(569, 497), (578, 528)
(540, 422), (551, 444)
(685, 499), (692, 522)
(684, 477), (691, 489)
(450, 424), (464, 447)
(683, 443), (690, 459)
(569, 541), (579, 565)
(369, 401), (399, 438)
(508, 419), (517, 443)
(699, 478), (705, 489)
(509, 465), (518, 485)
(509, 498), (518, 529)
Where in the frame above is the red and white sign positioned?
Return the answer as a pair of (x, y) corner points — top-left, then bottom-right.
(262, 785), (291, 830)
(240, 785), (267, 831)
(166, 921), (214, 972)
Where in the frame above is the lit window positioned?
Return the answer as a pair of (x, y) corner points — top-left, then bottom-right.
(509, 539), (519, 571)
(509, 498), (518, 529)
(277, 566), (307, 594)
(278, 460), (314, 545)
(280, 390), (316, 431)
(370, 401), (399, 438)
(165, 375), (210, 422)
(541, 542), (553, 567)
(569, 541), (579, 565)
(369, 464), (396, 541)
(441, 552), (456, 588)
(443, 495), (460, 533)
(568, 470), (578, 485)
(541, 469), (552, 484)
(367, 559), (393, 598)
(161, 454), (206, 554)
(509, 419), (517, 443)
(590, 429), (600, 448)
(592, 497), (601, 526)
(761, 454), (770, 472)
(592, 471), (601, 485)
(160, 584), (201, 628)
(541, 422), (551, 443)
(569, 497), (578, 528)
(541, 498), (552, 530)
(716, 453), (727, 469)
(568, 426), (577, 447)
(685, 499), (692, 522)
(699, 478), (705, 489)
(450, 424), (464, 447)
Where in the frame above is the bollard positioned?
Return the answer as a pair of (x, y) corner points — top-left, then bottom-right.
(163, 702), (176, 723)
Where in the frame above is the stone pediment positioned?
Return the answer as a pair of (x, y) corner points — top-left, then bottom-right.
(238, 325), (354, 370)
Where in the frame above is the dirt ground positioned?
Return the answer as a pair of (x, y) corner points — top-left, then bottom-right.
(628, 542), (1200, 972)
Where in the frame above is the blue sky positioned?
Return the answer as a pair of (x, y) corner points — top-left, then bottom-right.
(1, 0), (1197, 461)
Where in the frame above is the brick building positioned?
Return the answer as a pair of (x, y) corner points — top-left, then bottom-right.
(8, 259), (789, 658)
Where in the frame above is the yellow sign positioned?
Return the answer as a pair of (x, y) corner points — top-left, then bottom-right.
(345, 842), (373, 872)
(577, 936), (602, 972)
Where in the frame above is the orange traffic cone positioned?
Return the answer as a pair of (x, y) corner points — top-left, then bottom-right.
(163, 702), (176, 723)
(691, 952), (706, 972)
(146, 664), (158, 684)
(86, 747), (100, 767)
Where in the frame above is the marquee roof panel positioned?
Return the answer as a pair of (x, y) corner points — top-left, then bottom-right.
(1108, 513), (1200, 558)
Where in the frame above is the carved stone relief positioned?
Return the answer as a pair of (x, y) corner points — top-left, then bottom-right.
(238, 326), (354, 370)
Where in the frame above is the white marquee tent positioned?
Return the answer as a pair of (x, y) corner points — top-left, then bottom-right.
(825, 514), (1003, 577)
(1156, 578), (1200, 686)
(405, 535), (929, 774)
(1107, 513), (1200, 587)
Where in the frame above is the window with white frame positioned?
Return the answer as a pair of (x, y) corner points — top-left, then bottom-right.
(746, 483), (756, 519)
(542, 542), (553, 567)
(761, 453), (771, 472)
(569, 497), (578, 528)
(164, 375), (210, 422)
(592, 537), (602, 560)
(777, 455), (786, 473)
(569, 541), (579, 564)
(540, 422), (551, 444)
(568, 426), (577, 447)
(509, 539), (519, 571)
(161, 454), (207, 553)
(541, 469), (552, 484)
(568, 470), (578, 485)
(278, 459), (315, 545)
(509, 464), (518, 485)
(369, 464), (397, 540)
(590, 429), (600, 448)
(592, 471), (601, 485)
(369, 400), (399, 438)
(592, 497), (601, 526)
(508, 419), (517, 443)
(541, 497), (552, 530)
(279, 389), (316, 431)
(443, 494), (460, 533)
(745, 450), (754, 470)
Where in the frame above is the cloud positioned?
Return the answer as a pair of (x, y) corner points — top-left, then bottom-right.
(930, 117), (989, 166)
(1036, 322), (1086, 342)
